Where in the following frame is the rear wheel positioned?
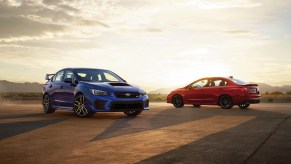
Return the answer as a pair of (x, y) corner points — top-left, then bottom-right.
(172, 95), (184, 108)
(238, 103), (250, 109)
(42, 94), (55, 113)
(193, 104), (201, 108)
(219, 95), (233, 109)
(74, 94), (95, 117)
(124, 110), (142, 116)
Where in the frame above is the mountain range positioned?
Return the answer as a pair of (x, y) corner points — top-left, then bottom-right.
(0, 80), (43, 93)
(0, 80), (290, 94)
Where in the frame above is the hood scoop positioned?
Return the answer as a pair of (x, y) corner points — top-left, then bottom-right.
(109, 83), (130, 86)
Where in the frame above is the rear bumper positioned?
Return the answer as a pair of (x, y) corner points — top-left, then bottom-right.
(243, 98), (261, 104)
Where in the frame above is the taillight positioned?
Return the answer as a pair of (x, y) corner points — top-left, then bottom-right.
(248, 87), (258, 94)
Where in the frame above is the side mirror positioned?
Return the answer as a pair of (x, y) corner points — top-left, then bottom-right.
(45, 74), (54, 80)
(64, 78), (73, 83)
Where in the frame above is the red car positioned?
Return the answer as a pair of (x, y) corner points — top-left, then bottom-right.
(167, 76), (261, 109)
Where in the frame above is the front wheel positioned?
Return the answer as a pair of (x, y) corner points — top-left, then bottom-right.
(238, 103), (250, 109)
(124, 110), (142, 116)
(74, 94), (95, 117)
(219, 95), (233, 109)
(172, 95), (184, 108)
(42, 94), (55, 113)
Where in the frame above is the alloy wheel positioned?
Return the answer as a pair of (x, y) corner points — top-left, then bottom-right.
(219, 95), (233, 109)
(173, 95), (184, 108)
(74, 94), (93, 117)
(42, 94), (55, 113)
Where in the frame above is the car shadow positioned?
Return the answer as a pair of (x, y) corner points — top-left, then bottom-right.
(91, 105), (265, 142)
(138, 107), (290, 163)
(0, 118), (65, 140)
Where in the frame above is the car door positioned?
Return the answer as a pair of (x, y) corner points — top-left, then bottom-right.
(51, 70), (65, 107)
(59, 70), (75, 108)
(203, 78), (228, 104)
(203, 78), (217, 104)
(184, 79), (208, 104)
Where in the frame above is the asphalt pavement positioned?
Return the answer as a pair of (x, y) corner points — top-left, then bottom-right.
(0, 101), (291, 164)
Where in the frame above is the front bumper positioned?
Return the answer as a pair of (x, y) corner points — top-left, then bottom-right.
(86, 94), (150, 112)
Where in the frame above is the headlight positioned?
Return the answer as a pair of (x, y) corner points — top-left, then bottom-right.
(90, 89), (109, 96)
(140, 91), (147, 96)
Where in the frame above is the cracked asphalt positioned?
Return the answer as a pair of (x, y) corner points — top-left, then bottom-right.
(0, 101), (291, 164)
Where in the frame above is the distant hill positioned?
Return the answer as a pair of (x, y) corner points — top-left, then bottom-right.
(258, 83), (291, 94)
(149, 87), (176, 94)
(149, 83), (291, 94)
(0, 80), (43, 93)
(0, 80), (291, 94)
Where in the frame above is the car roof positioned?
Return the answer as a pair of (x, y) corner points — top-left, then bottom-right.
(62, 68), (109, 71)
(200, 77), (230, 80)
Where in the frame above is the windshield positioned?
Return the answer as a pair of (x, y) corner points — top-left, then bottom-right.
(228, 78), (247, 85)
(74, 69), (125, 82)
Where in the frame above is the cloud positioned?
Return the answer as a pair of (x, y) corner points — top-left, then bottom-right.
(0, 0), (109, 41)
(224, 30), (254, 35)
(146, 28), (163, 32)
(188, 0), (262, 9)
(43, 0), (63, 5)
(0, 16), (66, 41)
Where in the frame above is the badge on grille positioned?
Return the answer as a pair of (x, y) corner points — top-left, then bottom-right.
(125, 93), (131, 97)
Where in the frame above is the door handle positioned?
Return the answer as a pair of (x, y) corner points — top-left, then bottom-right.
(60, 86), (63, 89)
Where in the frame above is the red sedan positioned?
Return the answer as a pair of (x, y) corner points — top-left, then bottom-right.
(167, 76), (261, 109)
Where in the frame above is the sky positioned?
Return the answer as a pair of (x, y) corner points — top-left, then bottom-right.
(0, 0), (291, 91)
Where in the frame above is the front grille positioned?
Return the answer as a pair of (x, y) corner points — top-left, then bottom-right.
(111, 101), (143, 110)
(94, 100), (107, 109)
(114, 92), (140, 98)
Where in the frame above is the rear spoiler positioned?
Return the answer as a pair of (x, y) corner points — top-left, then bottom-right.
(45, 74), (54, 80)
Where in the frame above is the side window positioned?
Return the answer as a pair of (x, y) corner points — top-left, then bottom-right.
(52, 71), (64, 82)
(218, 80), (228, 86)
(65, 70), (75, 81)
(191, 80), (208, 88)
(207, 80), (228, 87)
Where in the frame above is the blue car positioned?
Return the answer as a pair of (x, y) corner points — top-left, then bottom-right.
(42, 68), (149, 117)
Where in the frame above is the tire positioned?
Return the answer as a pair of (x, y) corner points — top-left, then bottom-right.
(172, 95), (184, 108)
(238, 103), (250, 109)
(124, 110), (142, 116)
(73, 94), (95, 117)
(193, 104), (201, 108)
(219, 95), (233, 109)
(42, 94), (55, 113)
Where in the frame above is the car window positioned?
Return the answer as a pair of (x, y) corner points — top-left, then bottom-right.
(64, 70), (75, 81)
(52, 70), (64, 82)
(75, 69), (124, 82)
(228, 78), (246, 85)
(207, 79), (228, 87)
(191, 79), (208, 88)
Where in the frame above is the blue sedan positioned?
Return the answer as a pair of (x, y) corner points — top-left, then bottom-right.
(42, 68), (149, 117)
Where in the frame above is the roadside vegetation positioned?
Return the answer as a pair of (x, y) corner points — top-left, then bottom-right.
(0, 92), (42, 100)
(1, 92), (291, 103)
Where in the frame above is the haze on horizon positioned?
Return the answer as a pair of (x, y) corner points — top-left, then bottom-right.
(0, 0), (291, 91)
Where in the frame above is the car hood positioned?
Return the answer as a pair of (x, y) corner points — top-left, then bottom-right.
(79, 81), (143, 93)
